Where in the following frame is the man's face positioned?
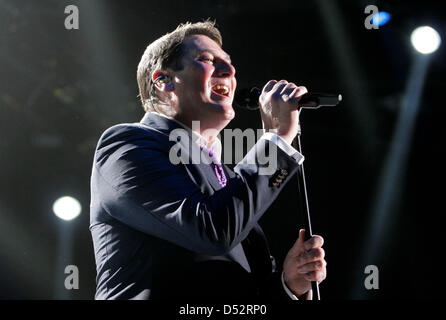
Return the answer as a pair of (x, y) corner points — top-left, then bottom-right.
(171, 35), (237, 125)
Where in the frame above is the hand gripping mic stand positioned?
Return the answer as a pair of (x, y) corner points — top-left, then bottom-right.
(292, 121), (320, 300)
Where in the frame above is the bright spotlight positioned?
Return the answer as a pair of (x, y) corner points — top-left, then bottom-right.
(53, 196), (81, 221)
(411, 26), (441, 54)
(371, 11), (391, 27)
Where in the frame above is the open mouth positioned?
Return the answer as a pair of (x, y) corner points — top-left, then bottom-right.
(211, 84), (230, 97)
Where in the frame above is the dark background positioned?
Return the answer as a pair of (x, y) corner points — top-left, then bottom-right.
(0, 0), (444, 299)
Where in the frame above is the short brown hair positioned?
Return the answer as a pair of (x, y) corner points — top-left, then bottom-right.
(137, 20), (223, 113)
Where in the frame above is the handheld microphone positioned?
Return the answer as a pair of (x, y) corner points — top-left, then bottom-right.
(234, 87), (342, 110)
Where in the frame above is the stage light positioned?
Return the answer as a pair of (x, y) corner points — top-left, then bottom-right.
(411, 26), (441, 54)
(371, 11), (391, 27)
(53, 196), (81, 221)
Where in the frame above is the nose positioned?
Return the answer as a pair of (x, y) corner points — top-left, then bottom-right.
(215, 60), (236, 78)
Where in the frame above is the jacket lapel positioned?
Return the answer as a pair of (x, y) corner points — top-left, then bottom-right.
(140, 112), (223, 192)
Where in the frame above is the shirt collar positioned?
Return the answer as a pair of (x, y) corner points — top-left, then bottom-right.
(152, 112), (222, 161)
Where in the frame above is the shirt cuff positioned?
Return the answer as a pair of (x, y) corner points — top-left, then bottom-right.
(260, 132), (304, 165)
(281, 271), (313, 300)
(281, 271), (298, 300)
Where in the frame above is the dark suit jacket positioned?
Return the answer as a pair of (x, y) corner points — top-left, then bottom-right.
(89, 112), (301, 300)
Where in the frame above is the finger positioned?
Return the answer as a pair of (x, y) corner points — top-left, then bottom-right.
(271, 80), (288, 100)
(304, 235), (324, 251)
(292, 86), (308, 98)
(297, 248), (325, 266)
(304, 269), (327, 283)
(286, 86), (308, 104)
(296, 229), (306, 253)
(289, 229), (306, 257)
(299, 229), (306, 242)
(280, 82), (297, 95)
(262, 80), (277, 93)
(297, 260), (326, 274)
(280, 83), (298, 101)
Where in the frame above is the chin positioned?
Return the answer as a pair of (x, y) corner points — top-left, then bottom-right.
(207, 100), (233, 116)
(223, 108), (235, 120)
(217, 102), (235, 120)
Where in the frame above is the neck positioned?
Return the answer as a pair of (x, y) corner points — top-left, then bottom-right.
(173, 114), (227, 147)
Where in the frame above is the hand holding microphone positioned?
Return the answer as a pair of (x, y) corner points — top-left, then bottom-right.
(258, 80), (308, 144)
(234, 80), (342, 144)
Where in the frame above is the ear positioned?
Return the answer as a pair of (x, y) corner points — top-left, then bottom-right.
(152, 70), (174, 91)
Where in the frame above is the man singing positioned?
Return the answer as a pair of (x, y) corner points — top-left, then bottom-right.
(89, 21), (326, 300)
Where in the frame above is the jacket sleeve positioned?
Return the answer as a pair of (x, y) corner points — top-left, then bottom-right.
(90, 124), (301, 256)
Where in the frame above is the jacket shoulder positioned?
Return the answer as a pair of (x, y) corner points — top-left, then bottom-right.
(99, 122), (168, 144)
(93, 122), (172, 164)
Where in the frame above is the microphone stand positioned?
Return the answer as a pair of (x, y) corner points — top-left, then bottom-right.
(292, 120), (321, 300)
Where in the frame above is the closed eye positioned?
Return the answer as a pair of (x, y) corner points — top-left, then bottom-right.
(199, 57), (214, 64)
